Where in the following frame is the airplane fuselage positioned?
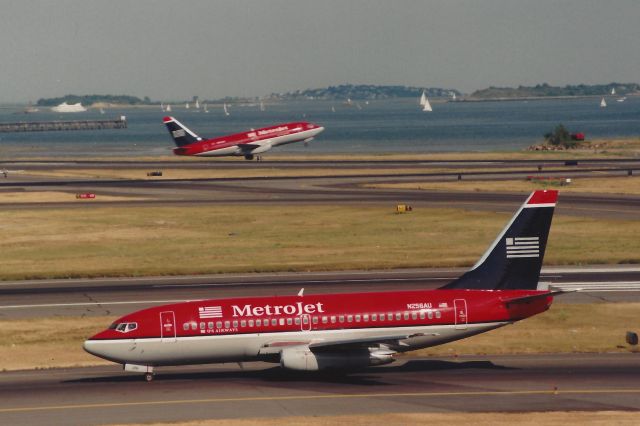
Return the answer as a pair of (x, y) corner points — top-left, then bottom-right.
(172, 122), (324, 157)
(84, 288), (552, 367)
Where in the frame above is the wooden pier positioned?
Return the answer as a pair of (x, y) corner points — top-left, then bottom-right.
(0, 116), (127, 133)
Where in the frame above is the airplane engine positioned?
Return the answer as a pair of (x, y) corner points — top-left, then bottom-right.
(279, 347), (395, 371)
(248, 142), (272, 154)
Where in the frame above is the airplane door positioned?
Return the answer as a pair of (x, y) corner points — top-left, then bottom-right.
(160, 311), (177, 342)
(300, 314), (311, 332)
(454, 299), (468, 330)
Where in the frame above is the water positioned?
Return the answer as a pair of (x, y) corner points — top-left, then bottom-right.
(1, 97), (638, 158)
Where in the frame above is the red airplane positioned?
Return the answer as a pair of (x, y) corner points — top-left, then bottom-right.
(163, 116), (324, 160)
(85, 190), (561, 381)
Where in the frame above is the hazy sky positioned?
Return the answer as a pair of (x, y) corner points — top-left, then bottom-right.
(2, 0), (639, 102)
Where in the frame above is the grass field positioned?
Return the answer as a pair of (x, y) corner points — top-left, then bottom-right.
(0, 303), (636, 371)
(2, 204), (640, 280)
(369, 175), (640, 196)
(109, 411), (640, 426)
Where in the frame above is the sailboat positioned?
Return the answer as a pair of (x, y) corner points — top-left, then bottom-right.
(160, 103), (165, 112)
(185, 102), (190, 109)
(422, 95), (433, 112)
(223, 103), (230, 116)
(419, 91), (427, 107)
(331, 106), (336, 113)
(195, 99), (200, 109)
(611, 88), (616, 95)
(259, 101), (265, 111)
(204, 103), (209, 113)
(451, 92), (457, 101)
(600, 97), (607, 108)
(166, 104), (172, 112)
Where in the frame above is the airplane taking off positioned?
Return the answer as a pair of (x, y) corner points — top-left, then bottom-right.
(163, 116), (324, 160)
(85, 190), (562, 381)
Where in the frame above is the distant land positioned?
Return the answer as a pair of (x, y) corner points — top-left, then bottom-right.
(469, 82), (640, 99)
(34, 82), (640, 106)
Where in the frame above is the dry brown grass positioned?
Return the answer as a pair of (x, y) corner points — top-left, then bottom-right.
(1, 303), (637, 371)
(108, 411), (640, 426)
(368, 175), (640, 196)
(2, 204), (640, 280)
(0, 191), (146, 203)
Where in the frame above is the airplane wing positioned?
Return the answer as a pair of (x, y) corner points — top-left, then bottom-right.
(237, 143), (261, 151)
(259, 332), (439, 355)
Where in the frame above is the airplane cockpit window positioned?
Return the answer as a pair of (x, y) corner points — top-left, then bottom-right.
(109, 323), (118, 330)
(114, 322), (138, 333)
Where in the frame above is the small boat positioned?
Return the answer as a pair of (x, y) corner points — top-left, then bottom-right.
(185, 102), (190, 109)
(422, 96), (433, 112)
(451, 92), (457, 101)
(419, 91), (427, 107)
(617, 97), (627, 103)
(195, 99), (200, 109)
(223, 103), (230, 116)
(600, 97), (607, 108)
(611, 88), (616, 95)
(166, 104), (172, 112)
(259, 101), (265, 111)
(203, 103), (209, 113)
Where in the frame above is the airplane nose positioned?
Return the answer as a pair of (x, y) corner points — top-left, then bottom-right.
(83, 339), (100, 357)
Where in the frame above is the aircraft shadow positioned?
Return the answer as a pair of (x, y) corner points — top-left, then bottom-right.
(66, 359), (510, 385)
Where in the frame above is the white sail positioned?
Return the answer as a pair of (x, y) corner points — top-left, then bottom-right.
(451, 92), (457, 101)
(204, 103), (209, 113)
(223, 103), (230, 116)
(166, 104), (172, 112)
(160, 102), (165, 112)
(611, 88), (616, 95)
(600, 97), (607, 108)
(422, 96), (433, 112)
(331, 106), (336, 113)
(259, 101), (265, 111)
(195, 99), (200, 109)
(419, 91), (427, 106)
(185, 102), (190, 109)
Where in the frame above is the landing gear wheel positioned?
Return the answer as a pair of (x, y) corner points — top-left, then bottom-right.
(244, 154), (254, 161)
(145, 372), (154, 382)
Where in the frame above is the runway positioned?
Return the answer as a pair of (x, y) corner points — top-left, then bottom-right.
(2, 159), (640, 219)
(1, 266), (640, 318)
(0, 354), (638, 425)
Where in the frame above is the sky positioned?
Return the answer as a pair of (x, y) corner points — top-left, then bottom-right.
(1, 0), (639, 103)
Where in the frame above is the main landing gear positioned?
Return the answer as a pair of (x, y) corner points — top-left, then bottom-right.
(244, 154), (263, 161)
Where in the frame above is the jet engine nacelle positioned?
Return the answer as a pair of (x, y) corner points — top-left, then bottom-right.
(279, 347), (395, 371)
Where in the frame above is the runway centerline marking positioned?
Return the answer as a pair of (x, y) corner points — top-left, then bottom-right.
(1, 389), (639, 414)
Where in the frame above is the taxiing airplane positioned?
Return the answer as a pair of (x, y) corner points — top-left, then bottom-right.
(85, 190), (561, 381)
(163, 116), (324, 160)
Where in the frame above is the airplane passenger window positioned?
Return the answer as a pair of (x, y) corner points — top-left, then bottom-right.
(295, 317), (301, 325)
(303, 316), (309, 324)
(403, 312), (409, 320)
(435, 311), (441, 318)
(428, 311), (433, 319)
(312, 317), (318, 324)
(208, 322), (214, 329)
(420, 312), (425, 320)
(322, 316), (328, 324)
(380, 314), (385, 321)
(233, 321), (238, 328)
(200, 322), (205, 330)
(411, 312), (417, 320)
(396, 313), (402, 320)
(347, 315), (353, 323)
(364, 314), (369, 322)
(287, 318), (293, 325)
(372, 314), (378, 321)
(388, 313), (394, 320)
(279, 318), (285, 326)
(216, 321), (222, 328)
(355, 315), (361, 322)
(249, 320), (254, 327)
(183, 323), (189, 331)
(241, 320), (246, 327)
(191, 322), (197, 331)
(224, 321), (230, 328)
(271, 319), (277, 326)
(339, 316), (345, 323)
(256, 319), (262, 327)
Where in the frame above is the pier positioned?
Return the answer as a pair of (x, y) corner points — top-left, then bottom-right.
(0, 116), (127, 133)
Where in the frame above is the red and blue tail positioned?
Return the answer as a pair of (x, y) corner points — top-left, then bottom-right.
(441, 190), (558, 291)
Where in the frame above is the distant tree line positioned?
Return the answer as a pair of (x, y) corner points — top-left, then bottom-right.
(471, 83), (640, 99)
(272, 84), (461, 101)
(36, 94), (151, 106)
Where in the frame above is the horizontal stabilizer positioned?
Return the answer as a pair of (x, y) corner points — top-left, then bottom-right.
(502, 289), (577, 307)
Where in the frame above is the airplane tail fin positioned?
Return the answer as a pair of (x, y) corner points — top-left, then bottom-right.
(163, 116), (202, 147)
(440, 190), (558, 291)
